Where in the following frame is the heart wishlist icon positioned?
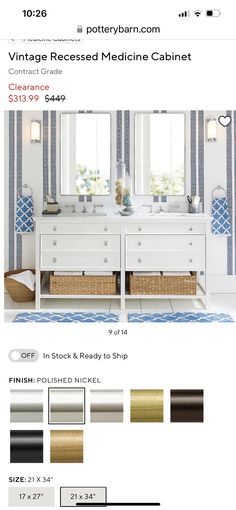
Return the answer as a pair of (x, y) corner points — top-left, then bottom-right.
(218, 115), (232, 127)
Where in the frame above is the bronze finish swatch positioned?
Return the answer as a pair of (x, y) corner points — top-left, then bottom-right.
(50, 430), (83, 463)
(171, 389), (204, 422)
(130, 390), (163, 422)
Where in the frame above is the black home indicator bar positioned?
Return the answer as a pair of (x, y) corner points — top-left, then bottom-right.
(75, 504), (161, 508)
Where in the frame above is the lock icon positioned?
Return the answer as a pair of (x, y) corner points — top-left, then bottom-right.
(77, 25), (83, 33)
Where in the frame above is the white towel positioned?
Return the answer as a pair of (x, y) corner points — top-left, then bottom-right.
(54, 271), (83, 276)
(7, 270), (35, 291)
(162, 271), (191, 276)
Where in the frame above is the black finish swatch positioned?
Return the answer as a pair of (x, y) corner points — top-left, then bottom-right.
(171, 390), (204, 422)
(10, 430), (43, 463)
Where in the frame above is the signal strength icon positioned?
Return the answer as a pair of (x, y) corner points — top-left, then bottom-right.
(194, 10), (202, 17)
(178, 10), (190, 17)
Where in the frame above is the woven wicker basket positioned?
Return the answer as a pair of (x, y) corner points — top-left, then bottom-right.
(129, 272), (197, 295)
(4, 269), (36, 302)
(50, 273), (118, 295)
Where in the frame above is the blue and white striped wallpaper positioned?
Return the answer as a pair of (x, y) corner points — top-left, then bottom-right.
(8, 111), (23, 270)
(226, 110), (236, 275)
(7, 110), (236, 276)
(116, 110), (131, 177)
(8, 111), (57, 270)
(190, 110), (205, 211)
(43, 111), (57, 204)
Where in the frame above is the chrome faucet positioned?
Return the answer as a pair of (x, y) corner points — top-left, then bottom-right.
(93, 204), (103, 214)
(65, 204), (77, 213)
(142, 204), (153, 213)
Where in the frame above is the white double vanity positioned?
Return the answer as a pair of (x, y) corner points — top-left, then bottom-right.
(34, 213), (210, 310)
(33, 110), (210, 311)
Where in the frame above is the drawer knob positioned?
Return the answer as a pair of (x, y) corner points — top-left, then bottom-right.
(52, 257), (57, 263)
(138, 227), (142, 232)
(104, 226), (108, 232)
(104, 257), (108, 263)
(138, 241), (142, 246)
(104, 240), (108, 246)
(189, 242), (193, 246)
(138, 258), (142, 263)
(53, 226), (57, 232)
(189, 227), (193, 232)
(53, 240), (57, 246)
(189, 258), (193, 263)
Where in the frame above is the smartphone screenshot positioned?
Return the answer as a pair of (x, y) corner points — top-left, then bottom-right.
(1, 1), (236, 509)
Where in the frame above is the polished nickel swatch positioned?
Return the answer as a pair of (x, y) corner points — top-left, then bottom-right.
(90, 389), (123, 422)
(10, 430), (43, 463)
(50, 430), (83, 463)
(130, 390), (164, 422)
(171, 389), (204, 422)
(10, 390), (43, 423)
(49, 388), (85, 424)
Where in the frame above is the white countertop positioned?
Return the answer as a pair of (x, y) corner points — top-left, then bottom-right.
(34, 212), (210, 223)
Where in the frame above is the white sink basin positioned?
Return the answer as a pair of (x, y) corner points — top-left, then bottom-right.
(138, 212), (191, 217)
(59, 213), (78, 217)
(153, 212), (190, 217)
(77, 212), (107, 216)
(59, 212), (107, 217)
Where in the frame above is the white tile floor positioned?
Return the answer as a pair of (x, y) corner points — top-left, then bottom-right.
(4, 292), (236, 321)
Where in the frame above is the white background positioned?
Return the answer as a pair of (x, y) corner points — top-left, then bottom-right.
(4, 327), (236, 509)
(1, 1), (236, 509)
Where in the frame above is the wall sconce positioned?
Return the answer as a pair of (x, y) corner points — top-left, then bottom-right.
(30, 120), (41, 143)
(207, 119), (217, 142)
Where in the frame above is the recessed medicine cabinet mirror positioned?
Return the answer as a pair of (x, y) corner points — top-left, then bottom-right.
(134, 113), (185, 196)
(61, 112), (111, 195)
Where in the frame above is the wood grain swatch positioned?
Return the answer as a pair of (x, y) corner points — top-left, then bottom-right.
(130, 390), (163, 422)
(50, 430), (83, 463)
(171, 389), (204, 422)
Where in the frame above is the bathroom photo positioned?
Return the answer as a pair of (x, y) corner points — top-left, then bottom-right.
(4, 110), (236, 322)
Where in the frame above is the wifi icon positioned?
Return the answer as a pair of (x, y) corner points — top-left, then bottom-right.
(194, 10), (202, 17)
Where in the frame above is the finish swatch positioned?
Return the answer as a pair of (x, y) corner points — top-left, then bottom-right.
(10, 430), (43, 463)
(10, 390), (43, 423)
(49, 388), (85, 424)
(90, 389), (123, 422)
(171, 389), (204, 422)
(130, 390), (163, 422)
(50, 430), (83, 463)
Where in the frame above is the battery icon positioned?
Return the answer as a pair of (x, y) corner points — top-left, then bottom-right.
(206, 10), (221, 17)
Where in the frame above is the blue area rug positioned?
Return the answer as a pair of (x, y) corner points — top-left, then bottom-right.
(13, 312), (119, 323)
(128, 312), (234, 323)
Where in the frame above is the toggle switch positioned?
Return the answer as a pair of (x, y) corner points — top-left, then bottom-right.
(9, 349), (39, 362)
(206, 10), (221, 17)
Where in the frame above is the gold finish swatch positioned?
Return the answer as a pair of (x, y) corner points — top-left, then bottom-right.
(130, 390), (163, 422)
(50, 430), (83, 463)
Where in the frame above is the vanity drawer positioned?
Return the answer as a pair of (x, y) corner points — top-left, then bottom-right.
(126, 251), (205, 271)
(126, 223), (205, 235)
(41, 252), (121, 270)
(126, 235), (205, 252)
(40, 223), (121, 235)
(41, 234), (120, 252)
